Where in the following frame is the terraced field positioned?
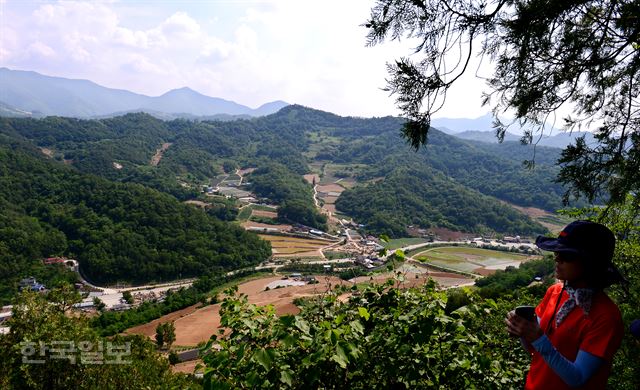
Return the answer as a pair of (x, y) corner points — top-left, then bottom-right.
(258, 235), (332, 256)
(413, 246), (537, 275)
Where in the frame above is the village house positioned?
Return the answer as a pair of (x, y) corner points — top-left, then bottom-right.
(19, 277), (46, 292)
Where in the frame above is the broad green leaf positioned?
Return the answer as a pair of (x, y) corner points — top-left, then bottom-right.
(280, 369), (294, 386)
(295, 318), (310, 334)
(279, 315), (295, 327)
(350, 319), (364, 334)
(253, 348), (272, 370)
(332, 344), (349, 368)
(358, 307), (370, 321)
(281, 334), (297, 348)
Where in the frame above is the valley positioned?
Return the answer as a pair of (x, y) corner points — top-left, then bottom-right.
(0, 105), (572, 375)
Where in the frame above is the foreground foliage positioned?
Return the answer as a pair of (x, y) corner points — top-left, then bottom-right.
(0, 285), (199, 389)
(202, 281), (533, 389)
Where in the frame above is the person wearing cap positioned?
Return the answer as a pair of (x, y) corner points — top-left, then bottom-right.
(505, 220), (624, 389)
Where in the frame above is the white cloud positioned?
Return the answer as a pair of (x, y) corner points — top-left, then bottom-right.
(113, 27), (149, 48)
(121, 54), (166, 75)
(160, 12), (200, 40)
(0, 0), (491, 117)
(27, 41), (56, 58)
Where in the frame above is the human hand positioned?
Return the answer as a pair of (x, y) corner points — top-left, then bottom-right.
(505, 310), (543, 343)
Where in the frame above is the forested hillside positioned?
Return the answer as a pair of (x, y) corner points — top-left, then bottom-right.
(336, 166), (546, 236)
(0, 141), (270, 302)
(248, 164), (327, 230)
(0, 105), (577, 237)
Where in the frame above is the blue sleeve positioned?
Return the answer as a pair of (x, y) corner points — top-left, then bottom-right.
(531, 334), (604, 387)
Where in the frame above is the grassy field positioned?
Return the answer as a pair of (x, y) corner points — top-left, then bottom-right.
(321, 163), (368, 183)
(537, 214), (572, 231)
(237, 206), (253, 221)
(251, 204), (277, 211)
(382, 237), (429, 250)
(237, 204), (278, 221)
(323, 250), (351, 260)
(414, 246), (533, 274)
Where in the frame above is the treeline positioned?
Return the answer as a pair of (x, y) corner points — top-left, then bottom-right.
(317, 123), (580, 211)
(0, 144), (271, 292)
(248, 164), (327, 230)
(336, 165), (547, 237)
(0, 111), (311, 192)
(0, 105), (582, 244)
(0, 106), (579, 215)
(475, 257), (556, 298)
(91, 269), (260, 336)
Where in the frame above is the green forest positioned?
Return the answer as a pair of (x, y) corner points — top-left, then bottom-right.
(0, 104), (575, 237)
(335, 165), (546, 237)
(248, 163), (327, 230)
(0, 0), (639, 389)
(0, 141), (271, 303)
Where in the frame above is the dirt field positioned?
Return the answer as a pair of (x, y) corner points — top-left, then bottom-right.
(252, 209), (278, 218)
(124, 303), (202, 340)
(242, 221), (292, 231)
(172, 359), (202, 374)
(238, 168), (256, 176)
(429, 227), (472, 241)
(322, 196), (339, 204)
(258, 235), (331, 256)
(317, 184), (345, 193)
(150, 143), (172, 166)
(323, 204), (337, 213)
(39, 147), (54, 157)
(126, 276), (347, 347)
(500, 201), (568, 232)
(304, 174), (320, 184)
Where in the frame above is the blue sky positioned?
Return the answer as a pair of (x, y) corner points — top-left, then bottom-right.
(0, 0), (491, 118)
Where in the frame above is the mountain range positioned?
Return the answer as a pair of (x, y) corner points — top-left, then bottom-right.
(431, 113), (596, 148)
(0, 67), (289, 118)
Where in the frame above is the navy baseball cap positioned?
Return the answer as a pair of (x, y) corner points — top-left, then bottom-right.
(536, 220), (626, 287)
(535, 220), (615, 261)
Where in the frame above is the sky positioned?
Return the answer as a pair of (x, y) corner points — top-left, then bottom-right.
(0, 0), (492, 118)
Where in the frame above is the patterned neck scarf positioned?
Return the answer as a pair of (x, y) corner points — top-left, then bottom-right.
(555, 284), (594, 327)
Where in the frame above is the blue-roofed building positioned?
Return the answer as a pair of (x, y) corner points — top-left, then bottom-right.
(18, 277), (46, 292)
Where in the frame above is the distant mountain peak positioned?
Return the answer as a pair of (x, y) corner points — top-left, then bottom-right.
(0, 67), (288, 118)
(160, 86), (205, 97)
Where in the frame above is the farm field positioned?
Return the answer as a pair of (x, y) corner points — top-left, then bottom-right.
(382, 237), (429, 250)
(241, 221), (292, 232)
(251, 209), (278, 218)
(127, 276), (349, 347)
(351, 262), (474, 288)
(502, 201), (571, 232)
(258, 234), (332, 256)
(413, 246), (537, 275)
(303, 173), (320, 184)
(217, 186), (251, 197)
(319, 163), (367, 184)
(129, 270), (467, 351)
(316, 183), (345, 194)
